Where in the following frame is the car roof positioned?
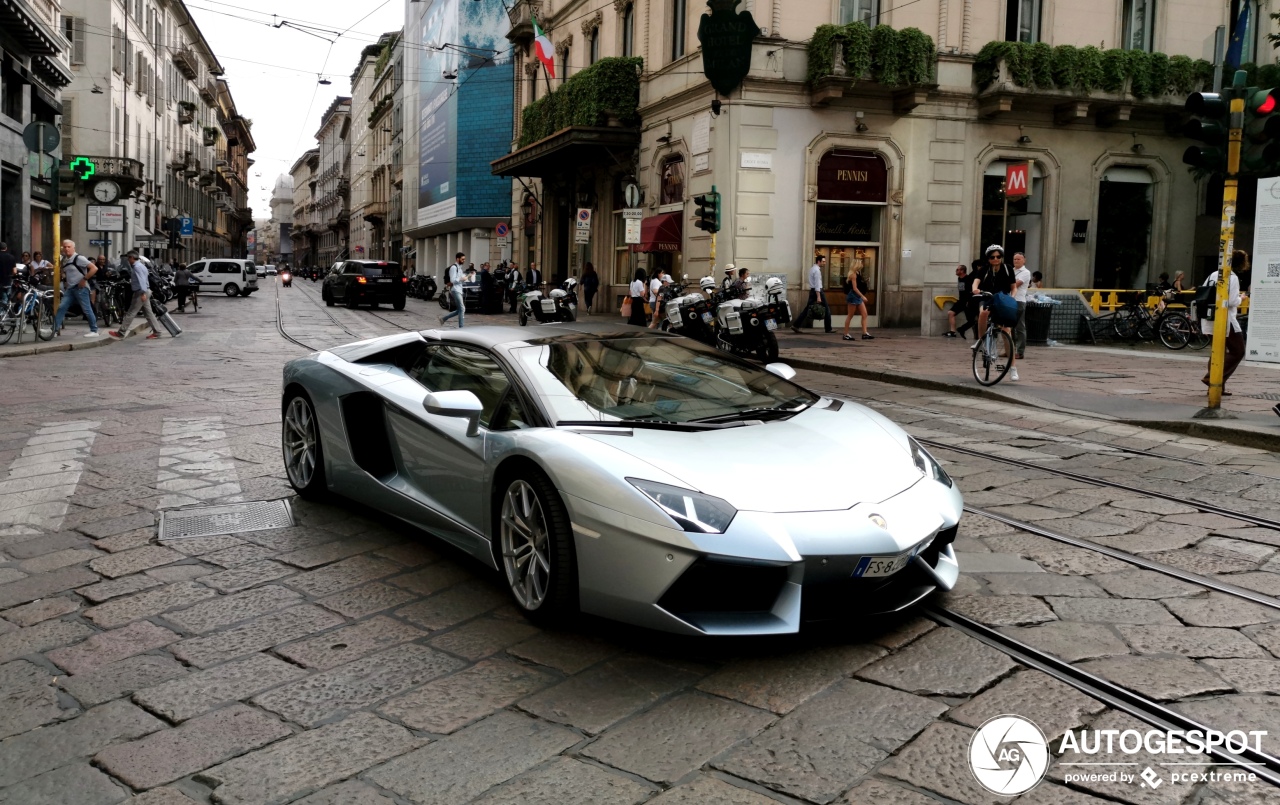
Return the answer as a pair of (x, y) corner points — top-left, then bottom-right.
(418, 322), (679, 350)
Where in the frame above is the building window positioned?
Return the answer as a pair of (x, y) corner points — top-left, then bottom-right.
(623, 5), (635, 57)
(589, 27), (600, 65)
(1094, 167), (1153, 288)
(659, 157), (685, 206)
(1005, 0), (1041, 43)
(672, 0), (686, 61)
(839, 0), (878, 25)
(815, 151), (888, 317)
(1122, 0), (1156, 52)
(980, 161), (1044, 275)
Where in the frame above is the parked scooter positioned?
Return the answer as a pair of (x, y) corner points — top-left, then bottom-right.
(664, 276), (719, 346)
(518, 277), (578, 326)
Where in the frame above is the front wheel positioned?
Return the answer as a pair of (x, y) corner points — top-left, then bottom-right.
(393, 298), (406, 311)
(757, 330), (779, 363)
(1157, 314), (1191, 350)
(498, 472), (577, 624)
(324, 289), (334, 307)
(519, 307), (528, 326)
(282, 393), (327, 499)
(972, 329), (1014, 386)
(223, 284), (240, 297)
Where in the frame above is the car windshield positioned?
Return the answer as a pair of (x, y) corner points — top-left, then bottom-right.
(509, 336), (817, 424)
(362, 262), (401, 277)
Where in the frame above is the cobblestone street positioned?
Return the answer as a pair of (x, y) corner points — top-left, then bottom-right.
(1, 282), (1279, 804)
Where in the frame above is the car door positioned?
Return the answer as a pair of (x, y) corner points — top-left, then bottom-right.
(187, 261), (207, 288)
(386, 343), (516, 542)
(341, 262), (362, 299)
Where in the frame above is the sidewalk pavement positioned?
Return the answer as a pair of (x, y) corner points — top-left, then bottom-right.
(0, 311), (155, 359)
(778, 326), (1280, 449)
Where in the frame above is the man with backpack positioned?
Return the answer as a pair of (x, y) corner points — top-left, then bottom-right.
(1199, 251), (1249, 395)
(51, 240), (99, 338)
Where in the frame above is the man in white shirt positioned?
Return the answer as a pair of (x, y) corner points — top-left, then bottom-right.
(440, 252), (468, 328)
(1201, 251), (1249, 394)
(790, 255), (833, 334)
(1012, 252), (1033, 362)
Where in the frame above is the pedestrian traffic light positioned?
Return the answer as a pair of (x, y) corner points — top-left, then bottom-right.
(1242, 87), (1280, 175)
(694, 190), (720, 233)
(1183, 92), (1229, 173)
(55, 166), (77, 210)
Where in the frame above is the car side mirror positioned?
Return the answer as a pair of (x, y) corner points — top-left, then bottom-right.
(764, 363), (796, 381)
(423, 390), (484, 436)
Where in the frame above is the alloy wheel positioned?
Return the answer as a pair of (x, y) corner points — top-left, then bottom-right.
(283, 396), (318, 489)
(500, 479), (551, 610)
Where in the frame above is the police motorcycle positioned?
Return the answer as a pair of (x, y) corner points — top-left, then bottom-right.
(518, 276), (578, 326)
(712, 275), (790, 363)
(663, 276), (719, 346)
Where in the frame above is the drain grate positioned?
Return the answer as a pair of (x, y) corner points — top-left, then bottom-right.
(159, 500), (294, 540)
(1242, 393), (1280, 401)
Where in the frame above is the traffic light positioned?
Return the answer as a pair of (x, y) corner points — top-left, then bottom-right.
(1242, 87), (1280, 174)
(1182, 92), (1228, 173)
(694, 190), (720, 233)
(55, 165), (77, 210)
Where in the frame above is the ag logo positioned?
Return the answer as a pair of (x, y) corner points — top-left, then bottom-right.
(969, 714), (1050, 795)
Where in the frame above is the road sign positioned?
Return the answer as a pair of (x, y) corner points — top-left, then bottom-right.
(89, 239), (112, 247)
(625, 219), (642, 244)
(624, 183), (641, 208)
(87, 205), (126, 232)
(179, 217), (194, 237)
(575, 208), (591, 244)
(1005, 162), (1030, 199)
(69, 156), (96, 181)
(495, 222), (510, 238)
(22, 121), (60, 153)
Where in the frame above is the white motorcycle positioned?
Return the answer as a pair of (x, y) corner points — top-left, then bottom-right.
(518, 277), (578, 326)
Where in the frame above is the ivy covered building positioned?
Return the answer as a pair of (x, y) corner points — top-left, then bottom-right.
(493, 0), (1259, 331)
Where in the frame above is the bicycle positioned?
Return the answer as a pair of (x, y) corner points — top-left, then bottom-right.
(0, 280), (53, 345)
(1111, 292), (1202, 350)
(972, 294), (1015, 386)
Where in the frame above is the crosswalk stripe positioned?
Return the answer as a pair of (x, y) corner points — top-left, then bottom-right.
(0, 421), (100, 530)
(157, 417), (244, 510)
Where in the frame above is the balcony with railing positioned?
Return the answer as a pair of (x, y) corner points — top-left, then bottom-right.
(805, 23), (937, 111)
(173, 49), (198, 80)
(81, 156), (146, 195)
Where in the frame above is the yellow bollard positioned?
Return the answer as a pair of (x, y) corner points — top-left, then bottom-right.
(1090, 291), (1102, 314)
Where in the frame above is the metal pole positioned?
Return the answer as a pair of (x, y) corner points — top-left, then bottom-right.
(49, 147), (61, 315)
(1206, 71), (1246, 411)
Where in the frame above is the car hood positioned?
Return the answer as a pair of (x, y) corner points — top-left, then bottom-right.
(580, 400), (922, 513)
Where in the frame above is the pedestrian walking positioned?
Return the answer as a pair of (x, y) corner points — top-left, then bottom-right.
(174, 263), (197, 312)
(791, 255), (833, 334)
(648, 267), (667, 328)
(626, 268), (649, 326)
(110, 250), (167, 339)
(1200, 250), (1249, 395)
(479, 262), (495, 313)
(526, 262), (543, 292)
(51, 240), (99, 338)
(506, 261), (523, 312)
(841, 262), (873, 341)
(440, 252), (467, 328)
(581, 262), (599, 314)
(945, 265), (972, 338)
(1012, 252), (1032, 360)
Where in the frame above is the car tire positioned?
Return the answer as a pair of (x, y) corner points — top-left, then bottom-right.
(345, 292), (359, 309)
(323, 289), (334, 307)
(496, 470), (577, 624)
(282, 391), (326, 499)
(393, 298), (406, 311)
(519, 307), (528, 327)
(758, 330), (779, 363)
(223, 283), (239, 297)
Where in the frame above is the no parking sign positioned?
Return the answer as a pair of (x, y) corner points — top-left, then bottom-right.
(575, 208), (591, 244)
(495, 221), (510, 246)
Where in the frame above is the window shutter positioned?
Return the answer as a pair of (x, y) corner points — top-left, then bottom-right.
(113, 25), (123, 73)
(126, 43), (134, 83)
(62, 96), (74, 156)
(72, 18), (86, 65)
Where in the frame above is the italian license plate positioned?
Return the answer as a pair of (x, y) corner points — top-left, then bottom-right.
(376, 278), (393, 283)
(764, 318), (777, 331)
(852, 551), (912, 578)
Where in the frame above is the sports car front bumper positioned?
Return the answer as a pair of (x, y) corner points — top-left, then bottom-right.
(568, 475), (962, 636)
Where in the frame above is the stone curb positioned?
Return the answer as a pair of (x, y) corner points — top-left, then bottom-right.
(0, 319), (154, 359)
(785, 357), (1280, 453)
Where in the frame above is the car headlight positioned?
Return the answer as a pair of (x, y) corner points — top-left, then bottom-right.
(909, 438), (953, 488)
(627, 478), (737, 534)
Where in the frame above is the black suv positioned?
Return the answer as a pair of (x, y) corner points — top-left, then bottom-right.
(323, 261), (407, 310)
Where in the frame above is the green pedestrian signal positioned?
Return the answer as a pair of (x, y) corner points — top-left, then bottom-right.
(69, 156), (96, 181)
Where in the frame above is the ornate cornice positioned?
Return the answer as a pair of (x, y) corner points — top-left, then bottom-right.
(581, 11), (603, 35)
(555, 34), (573, 56)
(612, 0), (631, 12)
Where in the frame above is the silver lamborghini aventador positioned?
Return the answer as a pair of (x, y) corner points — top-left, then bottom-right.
(280, 323), (962, 636)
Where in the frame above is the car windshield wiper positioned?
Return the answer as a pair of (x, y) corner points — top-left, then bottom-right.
(556, 419), (736, 431)
(690, 406), (805, 424)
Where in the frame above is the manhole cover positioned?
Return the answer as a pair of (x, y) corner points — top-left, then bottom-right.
(159, 500), (294, 540)
(1057, 371), (1134, 380)
(1242, 393), (1280, 401)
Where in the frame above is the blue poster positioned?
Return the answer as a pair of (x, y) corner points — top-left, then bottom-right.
(418, 0), (458, 213)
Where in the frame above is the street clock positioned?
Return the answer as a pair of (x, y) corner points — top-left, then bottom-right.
(92, 180), (121, 203)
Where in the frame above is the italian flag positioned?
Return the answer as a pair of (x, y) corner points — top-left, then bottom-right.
(533, 16), (555, 79)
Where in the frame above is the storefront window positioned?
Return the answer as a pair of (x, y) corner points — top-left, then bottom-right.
(815, 150), (886, 316)
(660, 157), (685, 206)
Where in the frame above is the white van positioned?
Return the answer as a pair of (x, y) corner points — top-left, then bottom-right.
(186, 258), (260, 297)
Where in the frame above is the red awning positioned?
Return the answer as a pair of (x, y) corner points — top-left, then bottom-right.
(631, 212), (683, 253)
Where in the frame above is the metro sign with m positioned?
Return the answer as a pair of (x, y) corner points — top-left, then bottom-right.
(1005, 162), (1031, 199)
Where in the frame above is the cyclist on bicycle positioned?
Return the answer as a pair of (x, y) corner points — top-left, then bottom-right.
(971, 244), (1019, 379)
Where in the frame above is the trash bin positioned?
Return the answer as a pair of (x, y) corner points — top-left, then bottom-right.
(1026, 302), (1053, 345)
